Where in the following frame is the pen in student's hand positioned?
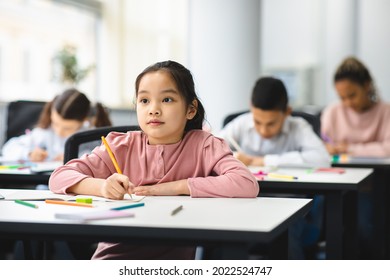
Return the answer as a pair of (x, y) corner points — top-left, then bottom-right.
(227, 136), (243, 153)
(267, 173), (298, 180)
(110, 202), (145, 211)
(321, 133), (332, 144)
(15, 199), (39, 209)
(171, 205), (183, 216)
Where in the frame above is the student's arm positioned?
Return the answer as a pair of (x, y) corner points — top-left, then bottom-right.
(2, 128), (49, 161)
(218, 113), (264, 166)
(69, 174), (134, 200)
(132, 179), (190, 196)
(133, 136), (259, 198)
(347, 137), (390, 157)
(264, 120), (330, 167)
(187, 136), (259, 198)
(320, 105), (340, 155)
(49, 142), (135, 199)
(1, 133), (34, 161)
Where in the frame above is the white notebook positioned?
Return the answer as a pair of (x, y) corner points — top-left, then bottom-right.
(55, 210), (135, 222)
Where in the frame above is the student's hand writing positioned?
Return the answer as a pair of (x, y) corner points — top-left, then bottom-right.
(235, 152), (264, 166)
(133, 179), (190, 196)
(100, 173), (135, 200)
(325, 142), (348, 155)
(29, 147), (48, 162)
(335, 142), (348, 154)
(54, 153), (64, 162)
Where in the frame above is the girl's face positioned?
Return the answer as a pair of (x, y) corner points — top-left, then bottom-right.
(335, 79), (371, 113)
(136, 70), (196, 145)
(51, 109), (83, 138)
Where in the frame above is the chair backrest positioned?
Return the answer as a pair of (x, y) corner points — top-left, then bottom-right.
(222, 110), (321, 136)
(63, 125), (140, 164)
(222, 110), (249, 127)
(6, 100), (46, 141)
(290, 111), (321, 136)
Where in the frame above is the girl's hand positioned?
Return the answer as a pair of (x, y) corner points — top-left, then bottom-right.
(100, 173), (135, 200)
(29, 147), (48, 162)
(54, 153), (64, 162)
(133, 179), (189, 196)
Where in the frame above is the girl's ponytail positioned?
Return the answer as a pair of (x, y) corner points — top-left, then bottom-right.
(90, 102), (112, 127)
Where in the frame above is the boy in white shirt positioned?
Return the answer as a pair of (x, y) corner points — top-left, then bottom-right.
(219, 77), (329, 167)
(219, 77), (330, 259)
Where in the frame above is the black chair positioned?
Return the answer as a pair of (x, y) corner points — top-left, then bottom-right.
(59, 125), (140, 259)
(222, 110), (321, 136)
(64, 125), (140, 163)
(6, 100), (46, 141)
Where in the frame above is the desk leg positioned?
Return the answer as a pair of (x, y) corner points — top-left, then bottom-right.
(343, 191), (358, 259)
(22, 240), (33, 260)
(325, 192), (358, 260)
(268, 230), (288, 260)
(325, 193), (344, 259)
(373, 169), (388, 258)
(202, 244), (249, 259)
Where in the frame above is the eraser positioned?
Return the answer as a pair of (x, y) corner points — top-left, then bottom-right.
(76, 198), (93, 204)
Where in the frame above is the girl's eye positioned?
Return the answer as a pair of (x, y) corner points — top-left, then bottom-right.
(139, 98), (148, 104)
(163, 97), (173, 102)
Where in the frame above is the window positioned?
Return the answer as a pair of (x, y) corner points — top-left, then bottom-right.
(0, 0), (100, 102)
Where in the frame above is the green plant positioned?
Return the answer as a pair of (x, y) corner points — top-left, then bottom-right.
(53, 45), (94, 84)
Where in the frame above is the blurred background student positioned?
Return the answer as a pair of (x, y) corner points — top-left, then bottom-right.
(219, 77), (330, 259)
(219, 77), (329, 168)
(321, 56), (390, 157)
(321, 56), (390, 258)
(3, 88), (112, 260)
(2, 88), (112, 163)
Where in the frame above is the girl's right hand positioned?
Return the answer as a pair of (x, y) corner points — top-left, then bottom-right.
(29, 147), (48, 162)
(100, 173), (135, 200)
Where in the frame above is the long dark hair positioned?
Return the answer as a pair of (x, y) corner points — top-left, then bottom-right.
(37, 88), (112, 128)
(135, 60), (206, 131)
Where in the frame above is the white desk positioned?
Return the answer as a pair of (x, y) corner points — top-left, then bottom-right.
(250, 166), (373, 259)
(0, 161), (62, 187)
(0, 189), (312, 259)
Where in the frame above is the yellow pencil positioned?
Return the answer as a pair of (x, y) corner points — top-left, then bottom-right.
(268, 173), (298, 180)
(101, 136), (122, 174)
(101, 136), (133, 199)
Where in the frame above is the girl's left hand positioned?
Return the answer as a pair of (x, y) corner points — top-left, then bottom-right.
(133, 179), (190, 196)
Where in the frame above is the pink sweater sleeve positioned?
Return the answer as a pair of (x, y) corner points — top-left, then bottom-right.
(187, 136), (259, 198)
(49, 133), (123, 194)
(321, 102), (390, 157)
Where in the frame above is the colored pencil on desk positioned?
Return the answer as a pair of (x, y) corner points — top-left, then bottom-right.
(15, 199), (38, 209)
(171, 205), (183, 216)
(45, 199), (94, 208)
(110, 202), (145, 211)
(268, 173), (298, 180)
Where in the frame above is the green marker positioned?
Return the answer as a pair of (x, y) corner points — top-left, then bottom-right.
(15, 200), (39, 209)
